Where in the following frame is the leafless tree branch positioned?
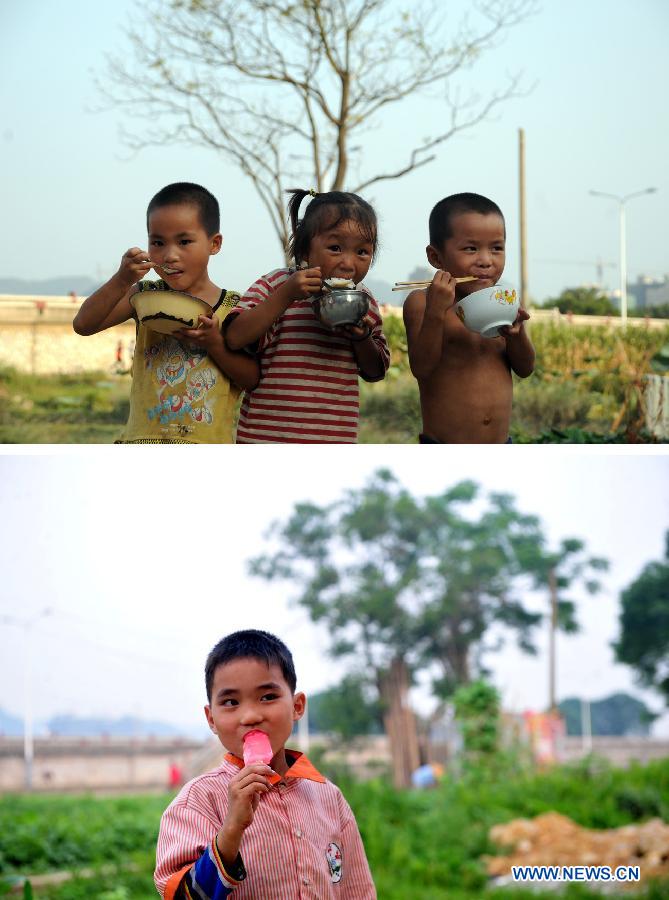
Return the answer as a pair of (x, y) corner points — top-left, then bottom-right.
(97, 0), (538, 254)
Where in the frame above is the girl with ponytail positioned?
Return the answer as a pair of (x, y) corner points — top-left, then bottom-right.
(225, 189), (389, 443)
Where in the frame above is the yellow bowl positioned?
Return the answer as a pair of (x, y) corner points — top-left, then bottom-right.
(129, 289), (213, 334)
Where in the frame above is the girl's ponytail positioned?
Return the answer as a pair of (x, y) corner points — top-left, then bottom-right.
(286, 189), (312, 255)
(286, 187), (377, 266)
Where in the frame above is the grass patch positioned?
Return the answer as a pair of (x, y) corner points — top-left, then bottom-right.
(359, 372), (421, 443)
(0, 793), (169, 876)
(343, 755), (669, 898)
(0, 367), (129, 443)
(359, 320), (669, 443)
(2, 319), (669, 443)
(2, 756), (667, 898)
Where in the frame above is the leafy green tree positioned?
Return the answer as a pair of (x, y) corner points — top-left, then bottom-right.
(630, 304), (669, 320)
(307, 674), (384, 740)
(248, 470), (607, 780)
(411, 489), (547, 699)
(453, 679), (501, 760)
(614, 533), (669, 703)
(249, 471), (551, 697)
(559, 692), (656, 737)
(541, 287), (619, 316)
(249, 469), (425, 785)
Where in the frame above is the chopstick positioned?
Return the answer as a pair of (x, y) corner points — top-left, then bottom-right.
(392, 275), (479, 292)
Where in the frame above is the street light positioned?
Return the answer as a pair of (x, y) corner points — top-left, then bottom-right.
(2, 608), (53, 789)
(589, 188), (657, 325)
(23, 608), (53, 789)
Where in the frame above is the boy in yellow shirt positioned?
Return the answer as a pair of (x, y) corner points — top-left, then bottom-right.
(74, 182), (258, 442)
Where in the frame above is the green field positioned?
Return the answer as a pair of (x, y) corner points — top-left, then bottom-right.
(1, 319), (668, 443)
(367, 315), (669, 443)
(2, 756), (668, 898)
(0, 368), (130, 444)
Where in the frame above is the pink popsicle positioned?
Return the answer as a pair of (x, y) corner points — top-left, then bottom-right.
(243, 729), (273, 765)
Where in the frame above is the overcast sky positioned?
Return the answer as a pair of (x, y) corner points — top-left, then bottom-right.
(1, 449), (667, 737)
(1, 0), (667, 303)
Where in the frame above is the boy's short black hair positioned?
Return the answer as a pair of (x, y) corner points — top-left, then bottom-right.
(205, 630), (297, 702)
(147, 182), (220, 236)
(429, 192), (505, 249)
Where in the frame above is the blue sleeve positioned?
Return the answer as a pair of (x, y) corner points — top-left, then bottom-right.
(181, 841), (247, 900)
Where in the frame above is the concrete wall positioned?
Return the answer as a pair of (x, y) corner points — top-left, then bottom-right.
(188, 734), (669, 783)
(528, 308), (668, 330)
(1, 734), (666, 792)
(322, 734), (669, 774)
(0, 296), (136, 375)
(0, 736), (203, 792)
(2, 296), (667, 378)
(191, 735), (390, 783)
(558, 736), (669, 767)
(381, 303), (668, 330)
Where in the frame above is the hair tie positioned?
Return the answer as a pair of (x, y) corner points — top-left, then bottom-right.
(308, 188), (319, 198)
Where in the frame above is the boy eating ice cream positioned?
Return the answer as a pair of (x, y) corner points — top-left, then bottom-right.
(155, 629), (376, 899)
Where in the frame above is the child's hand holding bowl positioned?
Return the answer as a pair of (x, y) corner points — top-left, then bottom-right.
(498, 306), (531, 339)
(174, 314), (222, 352)
(334, 313), (374, 342)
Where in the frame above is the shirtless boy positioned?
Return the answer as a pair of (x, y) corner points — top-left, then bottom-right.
(403, 192), (535, 443)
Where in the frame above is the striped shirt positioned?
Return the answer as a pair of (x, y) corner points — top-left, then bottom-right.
(227, 268), (390, 443)
(155, 751), (376, 900)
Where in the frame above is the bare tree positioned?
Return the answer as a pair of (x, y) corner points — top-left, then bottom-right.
(100, 0), (536, 256)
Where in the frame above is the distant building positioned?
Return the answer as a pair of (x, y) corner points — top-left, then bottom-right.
(610, 275), (669, 310)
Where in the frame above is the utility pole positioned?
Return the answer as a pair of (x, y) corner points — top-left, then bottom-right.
(518, 128), (528, 308)
(20, 609), (52, 790)
(548, 568), (557, 715)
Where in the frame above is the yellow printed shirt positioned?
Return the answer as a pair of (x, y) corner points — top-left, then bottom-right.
(119, 280), (242, 444)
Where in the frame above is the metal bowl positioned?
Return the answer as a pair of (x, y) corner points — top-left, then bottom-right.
(312, 289), (370, 328)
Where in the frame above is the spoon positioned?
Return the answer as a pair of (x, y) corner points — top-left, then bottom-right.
(142, 260), (181, 275)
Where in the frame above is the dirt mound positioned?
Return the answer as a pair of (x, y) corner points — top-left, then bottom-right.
(485, 811), (669, 883)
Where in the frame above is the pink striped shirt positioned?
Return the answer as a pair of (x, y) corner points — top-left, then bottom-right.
(155, 751), (376, 899)
(227, 268), (389, 443)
